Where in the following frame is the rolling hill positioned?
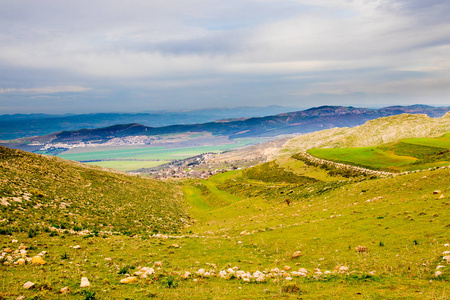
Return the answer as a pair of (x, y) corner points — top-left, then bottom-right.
(4, 105), (449, 147)
(1, 113), (450, 299)
(0, 146), (190, 236)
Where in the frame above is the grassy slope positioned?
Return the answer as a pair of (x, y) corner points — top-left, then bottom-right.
(2, 125), (450, 299)
(282, 112), (450, 155)
(307, 133), (450, 172)
(0, 146), (189, 236)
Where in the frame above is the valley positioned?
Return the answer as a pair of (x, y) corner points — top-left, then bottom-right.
(1, 111), (450, 299)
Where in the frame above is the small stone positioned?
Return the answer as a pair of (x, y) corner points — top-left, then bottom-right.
(154, 261), (162, 267)
(196, 268), (206, 276)
(435, 271), (442, 277)
(80, 277), (90, 288)
(439, 194), (445, 199)
(292, 251), (302, 258)
(3, 248), (12, 253)
(12, 239), (18, 243)
(282, 266), (291, 271)
(31, 256), (46, 265)
(355, 246), (367, 252)
(16, 296), (25, 300)
(433, 190), (441, 195)
(120, 276), (138, 284)
(104, 257), (112, 262)
(171, 244), (179, 248)
(15, 258), (25, 265)
(23, 281), (35, 289)
(73, 245), (81, 249)
(59, 286), (70, 294)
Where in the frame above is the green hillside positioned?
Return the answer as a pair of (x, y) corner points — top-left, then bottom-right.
(0, 146), (190, 236)
(1, 126), (450, 299)
(282, 112), (450, 155)
(307, 132), (450, 172)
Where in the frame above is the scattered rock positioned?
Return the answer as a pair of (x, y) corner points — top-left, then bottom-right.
(196, 268), (206, 276)
(120, 276), (138, 284)
(80, 277), (90, 288)
(170, 244), (179, 248)
(355, 246), (367, 252)
(23, 281), (35, 289)
(291, 251), (302, 259)
(134, 267), (154, 278)
(282, 266), (291, 271)
(4, 248), (12, 253)
(31, 256), (46, 265)
(435, 271), (442, 277)
(104, 257), (112, 262)
(154, 261), (163, 267)
(16, 296), (25, 300)
(73, 245), (81, 249)
(59, 286), (70, 294)
(433, 190), (442, 195)
(439, 194), (445, 199)
(15, 258), (25, 265)
(335, 265), (349, 273)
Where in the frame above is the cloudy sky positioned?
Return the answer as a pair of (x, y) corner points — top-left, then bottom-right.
(1, 0), (449, 114)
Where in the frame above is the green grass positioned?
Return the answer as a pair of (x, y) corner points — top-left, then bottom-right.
(308, 147), (417, 170)
(307, 132), (450, 172)
(85, 160), (170, 172)
(2, 138), (450, 299)
(0, 146), (188, 237)
(56, 138), (267, 171)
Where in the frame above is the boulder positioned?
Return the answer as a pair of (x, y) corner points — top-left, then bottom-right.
(23, 281), (35, 289)
(80, 277), (90, 288)
(292, 251), (302, 259)
(31, 256), (46, 265)
(59, 286), (70, 294)
(120, 276), (138, 284)
(196, 268), (205, 276)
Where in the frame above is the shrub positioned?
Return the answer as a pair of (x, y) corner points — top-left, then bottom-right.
(162, 276), (178, 288)
(282, 281), (300, 293)
(118, 265), (135, 274)
(81, 290), (96, 300)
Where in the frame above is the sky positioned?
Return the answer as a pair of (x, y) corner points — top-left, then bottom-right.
(0, 0), (449, 114)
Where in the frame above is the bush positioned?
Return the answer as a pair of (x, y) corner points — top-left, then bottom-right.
(162, 276), (178, 288)
(118, 265), (135, 274)
(282, 281), (300, 293)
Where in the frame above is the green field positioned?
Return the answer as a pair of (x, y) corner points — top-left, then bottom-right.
(2, 142), (450, 299)
(307, 133), (450, 172)
(57, 138), (267, 171)
(85, 160), (170, 172)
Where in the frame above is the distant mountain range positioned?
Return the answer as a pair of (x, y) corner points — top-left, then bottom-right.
(6, 105), (448, 150)
(0, 105), (300, 140)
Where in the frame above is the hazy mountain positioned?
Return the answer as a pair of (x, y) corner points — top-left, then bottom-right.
(7, 105), (448, 149)
(0, 105), (299, 140)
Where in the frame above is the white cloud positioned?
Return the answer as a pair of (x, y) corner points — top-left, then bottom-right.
(0, 86), (91, 94)
(0, 0), (449, 112)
